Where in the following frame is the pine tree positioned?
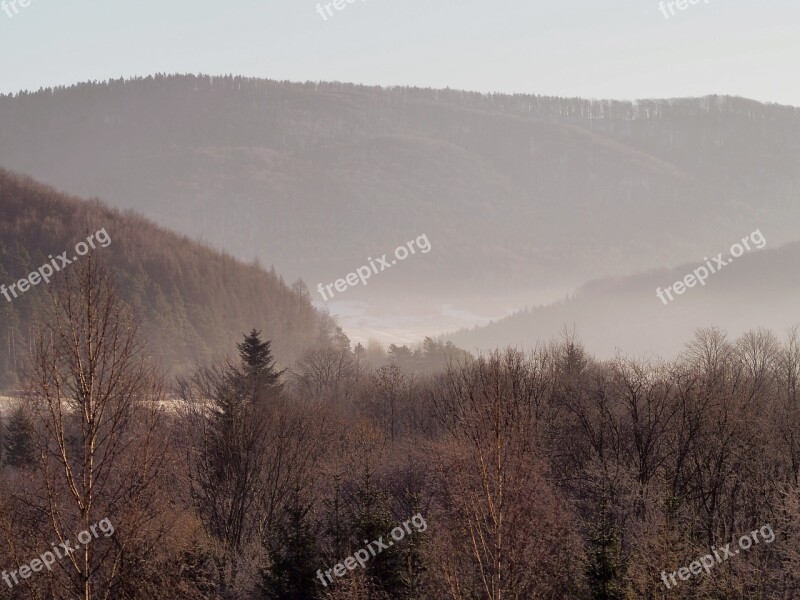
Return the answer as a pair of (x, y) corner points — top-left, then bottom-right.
(346, 471), (407, 597)
(192, 330), (286, 594)
(398, 493), (427, 599)
(207, 329), (284, 450)
(586, 509), (626, 600)
(176, 546), (217, 597)
(258, 489), (323, 600)
(234, 329), (284, 403)
(5, 406), (35, 468)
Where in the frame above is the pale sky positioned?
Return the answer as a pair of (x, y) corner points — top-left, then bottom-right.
(0, 0), (798, 105)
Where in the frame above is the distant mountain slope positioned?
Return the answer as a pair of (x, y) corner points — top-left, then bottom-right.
(1, 78), (797, 286)
(446, 240), (800, 359)
(1, 76), (799, 339)
(0, 169), (337, 387)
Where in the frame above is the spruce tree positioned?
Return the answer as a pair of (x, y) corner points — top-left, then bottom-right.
(194, 329), (285, 594)
(586, 509), (626, 600)
(347, 471), (406, 597)
(234, 329), (284, 403)
(398, 493), (427, 599)
(208, 329), (283, 447)
(259, 489), (323, 600)
(5, 406), (35, 468)
(177, 546), (217, 597)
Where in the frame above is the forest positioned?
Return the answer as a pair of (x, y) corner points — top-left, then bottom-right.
(2, 76), (798, 306)
(1, 2), (795, 598)
(0, 254), (797, 599)
(0, 168), (342, 387)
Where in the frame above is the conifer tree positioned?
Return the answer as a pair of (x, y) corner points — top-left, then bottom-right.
(186, 329), (286, 595)
(259, 489), (323, 600)
(233, 329), (284, 404)
(4, 405), (35, 468)
(586, 508), (626, 600)
(346, 471), (406, 597)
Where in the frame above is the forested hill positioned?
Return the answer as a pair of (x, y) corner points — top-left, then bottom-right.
(447, 237), (800, 358)
(0, 169), (338, 388)
(1, 75), (799, 308)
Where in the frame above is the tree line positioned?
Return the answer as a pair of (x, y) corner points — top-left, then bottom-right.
(0, 169), (338, 388)
(0, 261), (798, 598)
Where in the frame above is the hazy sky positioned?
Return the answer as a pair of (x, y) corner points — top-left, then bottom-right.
(0, 0), (798, 105)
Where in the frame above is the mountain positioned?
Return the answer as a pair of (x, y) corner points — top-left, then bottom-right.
(0, 169), (338, 388)
(1, 76), (799, 343)
(447, 237), (800, 358)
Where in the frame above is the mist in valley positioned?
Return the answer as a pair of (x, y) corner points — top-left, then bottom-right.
(0, 1), (799, 598)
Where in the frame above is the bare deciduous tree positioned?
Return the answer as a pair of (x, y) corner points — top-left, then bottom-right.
(23, 259), (166, 600)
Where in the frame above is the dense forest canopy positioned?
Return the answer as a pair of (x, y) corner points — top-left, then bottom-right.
(0, 168), (340, 386)
(1, 76), (798, 336)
